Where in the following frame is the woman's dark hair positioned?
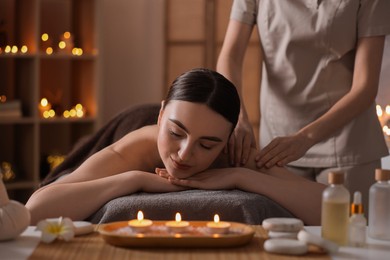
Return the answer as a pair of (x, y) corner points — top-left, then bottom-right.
(164, 68), (240, 129)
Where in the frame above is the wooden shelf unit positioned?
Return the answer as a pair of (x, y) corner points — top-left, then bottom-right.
(0, 0), (99, 203)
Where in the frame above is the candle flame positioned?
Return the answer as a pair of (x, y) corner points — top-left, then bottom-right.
(214, 214), (220, 223)
(137, 211), (144, 221)
(175, 212), (182, 222)
(386, 105), (390, 115)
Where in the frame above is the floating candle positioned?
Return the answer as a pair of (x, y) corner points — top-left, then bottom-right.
(165, 212), (189, 233)
(207, 214), (231, 234)
(128, 211), (152, 233)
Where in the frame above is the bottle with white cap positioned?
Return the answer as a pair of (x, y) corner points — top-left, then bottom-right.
(321, 171), (350, 246)
(348, 191), (366, 247)
(368, 169), (390, 240)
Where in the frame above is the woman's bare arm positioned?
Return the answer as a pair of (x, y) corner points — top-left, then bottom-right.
(26, 126), (183, 224)
(27, 171), (184, 224)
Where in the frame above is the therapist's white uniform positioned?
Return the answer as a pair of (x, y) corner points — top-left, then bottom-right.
(230, 0), (390, 210)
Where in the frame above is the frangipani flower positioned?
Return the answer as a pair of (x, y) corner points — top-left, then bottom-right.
(36, 217), (75, 243)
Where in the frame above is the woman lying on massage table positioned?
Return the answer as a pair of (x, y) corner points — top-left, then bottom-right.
(26, 68), (325, 225)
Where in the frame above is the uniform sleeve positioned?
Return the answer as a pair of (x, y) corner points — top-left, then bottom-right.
(358, 0), (390, 37)
(230, 0), (258, 25)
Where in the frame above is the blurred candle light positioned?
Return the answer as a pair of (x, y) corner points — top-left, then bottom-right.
(48, 109), (56, 118)
(63, 31), (71, 39)
(5, 45), (11, 53)
(383, 125), (390, 135)
(58, 41), (66, 50)
(39, 98), (52, 117)
(60, 32), (74, 54)
(11, 45), (18, 53)
(41, 33), (49, 42)
(41, 33), (53, 53)
(21, 45), (28, 53)
(72, 47), (83, 56)
(46, 47), (53, 55)
(377, 105), (385, 126)
(69, 109), (76, 117)
(75, 103), (85, 118)
(63, 110), (70, 118)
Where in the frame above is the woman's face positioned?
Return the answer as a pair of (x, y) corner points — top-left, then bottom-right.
(157, 100), (232, 179)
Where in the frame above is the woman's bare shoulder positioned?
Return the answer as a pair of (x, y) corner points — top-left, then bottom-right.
(115, 124), (157, 143)
(112, 125), (160, 165)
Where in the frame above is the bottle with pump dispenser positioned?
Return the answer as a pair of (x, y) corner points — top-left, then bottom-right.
(321, 171), (350, 245)
(348, 191), (366, 247)
(368, 169), (390, 240)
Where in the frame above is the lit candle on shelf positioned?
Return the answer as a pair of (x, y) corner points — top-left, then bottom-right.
(165, 212), (189, 233)
(43, 109), (56, 119)
(72, 47), (83, 56)
(58, 41), (66, 50)
(4, 45), (11, 54)
(38, 98), (52, 117)
(75, 103), (85, 118)
(41, 33), (49, 41)
(63, 103), (86, 118)
(128, 211), (153, 233)
(59, 31), (74, 54)
(41, 33), (53, 53)
(11, 45), (18, 54)
(21, 45), (28, 54)
(46, 47), (53, 55)
(206, 214), (231, 234)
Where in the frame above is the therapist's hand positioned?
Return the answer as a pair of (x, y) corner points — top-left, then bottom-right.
(226, 112), (257, 166)
(255, 133), (313, 168)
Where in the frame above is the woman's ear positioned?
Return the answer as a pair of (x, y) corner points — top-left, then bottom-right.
(157, 100), (165, 126)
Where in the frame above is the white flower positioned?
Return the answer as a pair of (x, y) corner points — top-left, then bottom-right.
(36, 217), (75, 243)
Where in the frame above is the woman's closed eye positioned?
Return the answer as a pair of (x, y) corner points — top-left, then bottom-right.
(199, 142), (216, 150)
(169, 130), (183, 138)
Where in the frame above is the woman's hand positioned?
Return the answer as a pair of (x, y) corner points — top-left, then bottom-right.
(255, 132), (314, 168)
(155, 167), (239, 190)
(138, 171), (187, 193)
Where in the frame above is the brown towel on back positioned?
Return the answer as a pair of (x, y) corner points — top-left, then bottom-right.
(40, 103), (160, 187)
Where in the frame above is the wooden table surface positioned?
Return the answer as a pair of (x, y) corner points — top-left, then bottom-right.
(29, 225), (330, 260)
